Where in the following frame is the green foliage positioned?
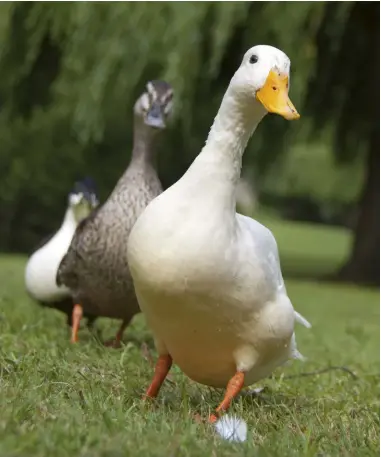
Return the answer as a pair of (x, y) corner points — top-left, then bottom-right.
(305, 2), (379, 160)
(0, 2), (373, 251)
(261, 142), (365, 205)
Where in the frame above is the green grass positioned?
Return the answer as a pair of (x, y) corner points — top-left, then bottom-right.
(257, 208), (352, 279)
(0, 218), (379, 457)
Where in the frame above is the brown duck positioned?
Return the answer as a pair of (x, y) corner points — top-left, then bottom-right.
(56, 80), (173, 346)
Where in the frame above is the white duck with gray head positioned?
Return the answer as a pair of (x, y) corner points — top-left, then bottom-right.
(25, 179), (99, 326)
(127, 46), (311, 423)
(56, 80), (174, 346)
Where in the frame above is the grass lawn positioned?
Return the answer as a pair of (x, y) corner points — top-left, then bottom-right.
(0, 218), (379, 456)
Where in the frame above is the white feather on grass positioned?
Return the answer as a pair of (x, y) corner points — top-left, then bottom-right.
(214, 415), (248, 443)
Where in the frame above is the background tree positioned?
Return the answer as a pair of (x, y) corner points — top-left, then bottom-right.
(0, 2), (378, 286)
(0, 2), (320, 250)
(305, 1), (380, 285)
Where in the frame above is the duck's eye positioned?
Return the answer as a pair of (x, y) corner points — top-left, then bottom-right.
(249, 55), (258, 64)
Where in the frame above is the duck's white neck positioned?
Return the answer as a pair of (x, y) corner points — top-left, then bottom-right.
(194, 86), (266, 186)
(61, 207), (77, 229)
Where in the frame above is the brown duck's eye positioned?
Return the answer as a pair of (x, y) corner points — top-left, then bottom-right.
(249, 55), (258, 64)
(163, 92), (173, 104)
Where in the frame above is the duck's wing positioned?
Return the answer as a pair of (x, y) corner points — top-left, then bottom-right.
(56, 249), (75, 288)
(56, 207), (101, 288)
(239, 214), (311, 329)
(238, 214), (286, 291)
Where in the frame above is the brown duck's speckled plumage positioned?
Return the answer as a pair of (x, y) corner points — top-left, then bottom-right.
(56, 81), (172, 326)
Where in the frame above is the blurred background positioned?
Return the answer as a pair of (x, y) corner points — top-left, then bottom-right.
(0, 1), (379, 286)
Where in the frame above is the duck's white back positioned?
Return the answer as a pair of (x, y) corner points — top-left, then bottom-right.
(25, 209), (76, 302)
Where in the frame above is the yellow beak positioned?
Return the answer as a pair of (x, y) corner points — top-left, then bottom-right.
(256, 70), (300, 120)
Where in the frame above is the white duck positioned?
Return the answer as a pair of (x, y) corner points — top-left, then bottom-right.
(25, 179), (99, 327)
(127, 45), (311, 423)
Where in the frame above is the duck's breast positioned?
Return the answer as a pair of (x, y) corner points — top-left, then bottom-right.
(25, 230), (73, 302)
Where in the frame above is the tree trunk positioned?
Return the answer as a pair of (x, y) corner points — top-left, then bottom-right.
(338, 127), (380, 285)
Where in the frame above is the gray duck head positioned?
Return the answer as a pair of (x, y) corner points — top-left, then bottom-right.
(134, 80), (174, 130)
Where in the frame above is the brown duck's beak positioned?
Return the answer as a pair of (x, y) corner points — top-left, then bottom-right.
(145, 103), (166, 129)
(256, 70), (300, 120)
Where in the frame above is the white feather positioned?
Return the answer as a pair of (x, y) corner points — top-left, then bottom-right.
(214, 415), (248, 443)
(295, 311), (312, 328)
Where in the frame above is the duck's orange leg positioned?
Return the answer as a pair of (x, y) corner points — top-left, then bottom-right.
(70, 304), (83, 343)
(208, 371), (245, 423)
(144, 354), (173, 399)
(104, 319), (130, 348)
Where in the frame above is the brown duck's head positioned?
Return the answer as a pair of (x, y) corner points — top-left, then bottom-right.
(134, 80), (174, 130)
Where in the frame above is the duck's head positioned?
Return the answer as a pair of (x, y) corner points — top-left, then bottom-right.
(68, 177), (99, 222)
(134, 80), (174, 130)
(231, 45), (299, 121)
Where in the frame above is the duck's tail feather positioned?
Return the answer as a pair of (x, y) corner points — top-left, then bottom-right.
(295, 311), (311, 328)
(290, 333), (307, 361)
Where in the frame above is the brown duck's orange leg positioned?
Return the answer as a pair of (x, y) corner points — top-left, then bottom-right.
(104, 319), (130, 348)
(70, 304), (83, 343)
(208, 371), (245, 423)
(115, 320), (128, 342)
(144, 354), (173, 399)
